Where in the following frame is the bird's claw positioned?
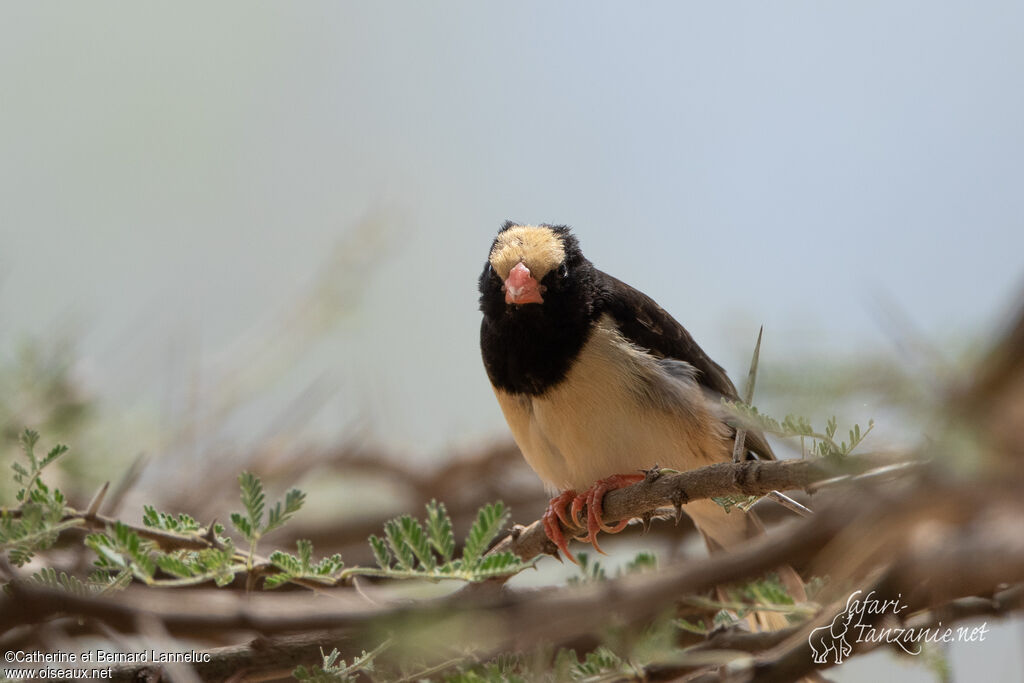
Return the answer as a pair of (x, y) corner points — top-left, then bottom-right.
(542, 491), (579, 564)
(541, 474), (645, 562)
(580, 474), (643, 553)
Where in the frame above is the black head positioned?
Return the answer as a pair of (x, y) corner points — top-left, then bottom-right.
(478, 222), (600, 395)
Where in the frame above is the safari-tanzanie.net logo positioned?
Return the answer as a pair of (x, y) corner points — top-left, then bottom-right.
(808, 590), (990, 665)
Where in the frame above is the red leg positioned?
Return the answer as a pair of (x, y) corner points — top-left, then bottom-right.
(579, 474), (645, 554)
(542, 491), (579, 564)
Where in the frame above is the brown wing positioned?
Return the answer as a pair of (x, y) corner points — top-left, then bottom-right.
(596, 270), (775, 461)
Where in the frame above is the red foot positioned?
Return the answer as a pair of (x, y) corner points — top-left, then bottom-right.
(572, 474), (644, 553)
(542, 474), (645, 563)
(542, 491), (578, 563)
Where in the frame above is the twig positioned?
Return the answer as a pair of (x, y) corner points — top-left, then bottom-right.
(491, 451), (917, 563)
(5, 479), (1023, 683)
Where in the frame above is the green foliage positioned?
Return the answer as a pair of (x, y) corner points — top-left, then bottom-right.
(359, 499), (533, 582)
(293, 643), (387, 682)
(441, 647), (635, 683)
(0, 340), (92, 462)
(266, 540), (345, 589)
(86, 520), (241, 588)
(31, 567), (92, 595)
(624, 551), (657, 574)
(11, 429), (69, 503)
(569, 551), (658, 585)
(674, 617), (709, 635)
(570, 646), (627, 679)
(86, 521), (157, 581)
(425, 498), (455, 561)
(444, 653), (526, 683)
(230, 471), (305, 569)
(741, 573), (794, 609)
(0, 430), (74, 566)
(461, 501), (506, 568)
(142, 505), (203, 533)
(675, 573), (807, 634)
(723, 402), (874, 458)
(711, 494), (760, 513)
(369, 533), (390, 569)
(568, 552), (607, 585)
(230, 472), (305, 544)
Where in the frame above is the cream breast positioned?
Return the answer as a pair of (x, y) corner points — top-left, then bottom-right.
(494, 315), (732, 492)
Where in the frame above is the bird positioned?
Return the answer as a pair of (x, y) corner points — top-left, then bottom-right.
(478, 222), (801, 588)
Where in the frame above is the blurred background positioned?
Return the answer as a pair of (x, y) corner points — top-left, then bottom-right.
(2, 3), (1022, 681)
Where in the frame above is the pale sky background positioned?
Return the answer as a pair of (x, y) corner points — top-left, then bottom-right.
(4, 2), (1019, 458)
(2, 3), (1023, 680)
(3, 2), (1022, 458)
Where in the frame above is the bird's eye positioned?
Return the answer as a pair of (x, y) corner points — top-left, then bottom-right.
(486, 263), (494, 278)
(558, 263), (568, 278)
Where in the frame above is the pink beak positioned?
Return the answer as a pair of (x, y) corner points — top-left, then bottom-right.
(504, 262), (545, 305)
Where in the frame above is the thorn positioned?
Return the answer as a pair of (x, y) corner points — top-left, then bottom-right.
(670, 490), (688, 525)
(204, 518), (224, 549)
(86, 482), (110, 517)
(641, 511), (654, 535)
(767, 490), (814, 517)
(510, 524), (525, 541)
(642, 464), (662, 483)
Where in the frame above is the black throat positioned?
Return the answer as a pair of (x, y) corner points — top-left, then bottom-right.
(479, 266), (600, 396)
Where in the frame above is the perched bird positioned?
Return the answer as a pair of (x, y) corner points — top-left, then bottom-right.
(478, 222), (795, 575)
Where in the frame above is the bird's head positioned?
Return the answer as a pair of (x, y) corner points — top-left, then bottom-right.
(479, 222), (593, 318)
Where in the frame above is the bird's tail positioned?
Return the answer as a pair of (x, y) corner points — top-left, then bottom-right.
(685, 499), (806, 631)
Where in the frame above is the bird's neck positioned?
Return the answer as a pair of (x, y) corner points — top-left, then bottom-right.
(481, 304), (598, 396)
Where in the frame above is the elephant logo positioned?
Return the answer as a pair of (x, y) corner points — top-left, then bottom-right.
(808, 591), (860, 664)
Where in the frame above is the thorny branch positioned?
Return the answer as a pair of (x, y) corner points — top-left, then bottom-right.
(3, 475), (1023, 682)
(7, 451), (1020, 683)
(491, 450), (918, 563)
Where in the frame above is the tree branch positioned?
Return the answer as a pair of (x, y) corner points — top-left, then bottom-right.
(491, 451), (918, 562)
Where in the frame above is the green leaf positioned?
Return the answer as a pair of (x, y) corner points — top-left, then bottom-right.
(674, 617), (709, 635)
(572, 646), (623, 678)
(568, 552), (606, 585)
(624, 551), (657, 574)
(40, 444), (69, 470)
(462, 501), (508, 570)
(230, 512), (253, 541)
(265, 539), (344, 589)
(269, 549), (301, 574)
(473, 551), (523, 578)
(155, 554), (196, 578)
(31, 568), (91, 595)
(399, 515), (435, 571)
(425, 499), (455, 562)
(369, 534), (390, 570)
(353, 501), (532, 583)
(142, 505), (202, 533)
(384, 518), (416, 571)
(744, 573), (795, 607)
(238, 472), (266, 531)
(265, 488), (306, 535)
